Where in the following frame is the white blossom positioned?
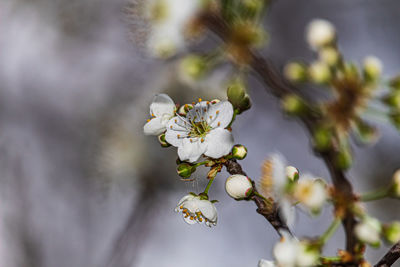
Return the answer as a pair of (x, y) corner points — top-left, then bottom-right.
(144, 0), (202, 58)
(294, 177), (327, 212)
(143, 94), (176, 135)
(273, 231), (319, 267)
(175, 194), (217, 227)
(306, 19), (336, 49)
(355, 217), (382, 246)
(259, 155), (295, 227)
(225, 174), (253, 199)
(165, 100), (234, 162)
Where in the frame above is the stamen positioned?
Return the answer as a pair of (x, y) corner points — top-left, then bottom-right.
(216, 110), (220, 115)
(218, 122), (221, 126)
(192, 102), (195, 105)
(147, 119), (151, 122)
(180, 205), (183, 209)
(209, 116), (212, 119)
(151, 113), (155, 117)
(170, 126), (173, 129)
(201, 138), (204, 143)
(175, 119), (177, 123)
(190, 216), (194, 220)
(198, 98), (202, 102)
(199, 217), (203, 222)
(177, 134), (180, 138)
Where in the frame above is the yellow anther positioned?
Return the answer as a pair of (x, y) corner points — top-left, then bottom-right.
(203, 108), (207, 112)
(198, 98), (202, 102)
(175, 119), (177, 123)
(177, 134), (180, 138)
(209, 116), (212, 119)
(190, 139), (193, 143)
(147, 119), (151, 122)
(190, 216), (194, 220)
(217, 122), (221, 126)
(183, 209), (188, 213)
(216, 110), (220, 114)
(201, 138), (204, 143)
(185, 214), (189, 218)
(198, 218), (203, 222)
(206, 101), (210, 105)
(192, 102), (195, 105)
(184, 104), (188, 108)
(180, 205), (183, 209)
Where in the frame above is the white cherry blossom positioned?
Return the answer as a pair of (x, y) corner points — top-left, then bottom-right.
(294, 176), (327, 212)
(143, 94), (176, 135)
(175, 194), (217, 227)
(144, 0), (202, 58)
(165, 100), (234, 163)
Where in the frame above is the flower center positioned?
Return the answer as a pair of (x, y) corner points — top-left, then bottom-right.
(189, 121), (211, 138)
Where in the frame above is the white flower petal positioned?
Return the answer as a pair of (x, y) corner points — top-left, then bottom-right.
(206, 101), (234, 128)
(197, 200), (217, 223)
(280, 198), (295, 228)
(176, 194), (195, 207)
(204, 128), (234, 159)
(186, 101), (209, 122)
(143, 117), (165, 135)
(177, 138), (207, 163)
(165, 116), (190, 147)
(149, 93), (176, 117)
(258, 259), (276, 267)
(273, 237), (298, 267)
(271, 154), (287, 193)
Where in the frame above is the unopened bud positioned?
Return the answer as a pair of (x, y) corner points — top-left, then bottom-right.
(306, 19), (336, 50)
(319, 47), (340, 66)
(179, 55), (207, 82)
(392, 169), (400, 197)
(363, 56), (383, 82)
(383, 222), (400, 244)
(355, 217), (382, 247)
(286, 166), (299, 181)
(177, 163), (196, 179)
(284, 62), (307, 83)
(335, 145), (353, 170)
(354, 120), (379, 145)
(232, 144), (248, 160)
(158, 133), (170, 147)
(227, 82), (251, 113)
(178, 104), (193, 116)
(313, 126), (333, 151)
(384, 92), (400, 110)
(308, 61), (331, 84)
(225, 174), (253, 199)
(282, 94), (307, 115)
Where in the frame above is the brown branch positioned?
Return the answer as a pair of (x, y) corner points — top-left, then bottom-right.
(224, 159), (292, 235)
(374, 242), (400, 267)
(202, 12), (359, 254)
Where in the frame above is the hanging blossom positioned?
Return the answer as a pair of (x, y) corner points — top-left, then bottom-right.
(143, 94), (176, 135)
(175, 194), (217, 227)
(165, 100), (234, 163)
(144, 0), (203, 58)
(259, 231), (319, 267)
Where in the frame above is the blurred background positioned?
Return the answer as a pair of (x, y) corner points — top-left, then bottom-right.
(1, 0), (400, 266)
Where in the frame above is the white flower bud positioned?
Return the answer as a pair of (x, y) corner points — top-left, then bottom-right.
(232, 144), (247, 160)
(308, 61), (331, 84)
(225, 174), (253, 199)
(319, 47), (340, 66)
(384, 222), (400, 244)
(286, 166), (299, 181)
(284, 62), (307, 82)
(306, 19), (336, 49)
(393, 169), (400, 197)
(355, 217), (382, 246)
(363, 56), (382, 81)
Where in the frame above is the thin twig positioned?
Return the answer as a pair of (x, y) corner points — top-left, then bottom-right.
(374, 242), (400, 267)
(224, 159), (292, 236)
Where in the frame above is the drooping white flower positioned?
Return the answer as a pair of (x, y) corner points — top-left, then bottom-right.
(225, 174), (253, 199)
(355, 217), (382, 246)
(259, 155), (295, 227)
(144, 0), (202, 58)
(143, 94), (176, 135)
(165, 100), (234, 162)
(258, 259), (276, 267)
(273, 231), (319, 267)
(175, 194), (217, 227)
(306, 19), (336, 50)
(294, 176), (327, 212)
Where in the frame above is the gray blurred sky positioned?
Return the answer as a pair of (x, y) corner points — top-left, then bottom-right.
(1, 0), (400, 267)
